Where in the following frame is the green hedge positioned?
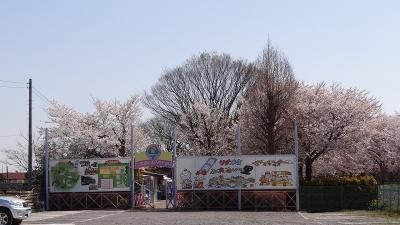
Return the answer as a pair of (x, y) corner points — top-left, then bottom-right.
(300, 185), (378, 211)
(301, 175), (377, 186)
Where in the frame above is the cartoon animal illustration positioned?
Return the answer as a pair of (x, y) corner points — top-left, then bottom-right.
(241, 165), (253, 175)
(259, 171), (292, 186)
(259, 174), (270, 185)
(194, 170), (206, 189)
(180, 169), (193, 189)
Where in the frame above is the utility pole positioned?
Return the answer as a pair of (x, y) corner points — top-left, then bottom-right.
(28, 79), (32, 190)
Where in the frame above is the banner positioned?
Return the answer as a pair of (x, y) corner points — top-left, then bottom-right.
(176, 155), (296, 190)
(135, 144), (173, 168)
(49, 158), (131, 193)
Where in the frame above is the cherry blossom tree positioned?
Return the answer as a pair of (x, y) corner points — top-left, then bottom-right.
(143, 52), (252, 155)
(240, 42), (298, 155)
(296, 83), (381, 181)
(45, 95), (147, 159)
(312, 114), (400, 182)
(362, 115), (400, 182)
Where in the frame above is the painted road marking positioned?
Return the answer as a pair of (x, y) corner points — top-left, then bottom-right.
(25, 211), (80, 222)
(338, 222), (400, 225)
(74, 211), (124, 223)
(297, 211), (309, 220)
(24, 224), (75, 225)
(23, 210), (125, 225)
(303, 212), (400, 225)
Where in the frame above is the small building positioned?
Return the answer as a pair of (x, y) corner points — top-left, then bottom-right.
(0, 172), (27, 190)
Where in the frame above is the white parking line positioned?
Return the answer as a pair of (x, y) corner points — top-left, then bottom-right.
(23, 224), (75, 225)
(297, 211), (309, 220)
(26, 211), (80, 222)
(338, 222), (400, 225)
(298, 212), (324, 225)
(302, 211), (400, 225)
(74, 211), (124, 223)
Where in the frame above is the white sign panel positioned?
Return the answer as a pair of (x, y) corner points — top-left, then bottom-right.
(49, 158), (131, 193)
(176, 155), (296, 190)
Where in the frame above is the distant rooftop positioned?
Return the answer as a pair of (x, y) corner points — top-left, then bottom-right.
(0, 172), (26, 181)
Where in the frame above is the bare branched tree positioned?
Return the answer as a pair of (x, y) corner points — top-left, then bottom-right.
(240, 41), (298, 155)
(1, 134), (42, 171)
(142, 116), (176, 152)
(144, 52), (252, 155)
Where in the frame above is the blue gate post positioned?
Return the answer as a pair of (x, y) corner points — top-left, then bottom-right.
(294, 121), (300, 211)
(172, 126), (177, 208)
(131, 124), (136, 208)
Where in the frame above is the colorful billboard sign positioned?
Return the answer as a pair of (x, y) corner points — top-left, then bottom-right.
(176, 155), (296, 190)
(49, 158), (131, 193)
(135, 144), (173, 168)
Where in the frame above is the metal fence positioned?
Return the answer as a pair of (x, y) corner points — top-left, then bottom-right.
(0, 182), (28, 191)
(300, 185), (378, 212)
(379, 184), (400, 212)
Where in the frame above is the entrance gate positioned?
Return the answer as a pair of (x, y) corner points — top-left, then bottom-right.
(133, 144), (174, 209)
(44, 124), (300, 211)
(166, 181), (174, 208)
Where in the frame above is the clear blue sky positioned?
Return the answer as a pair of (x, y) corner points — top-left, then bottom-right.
(1, 0), (399, 170)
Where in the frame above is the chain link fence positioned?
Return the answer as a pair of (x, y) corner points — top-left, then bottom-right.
(379, 183), (400, 212)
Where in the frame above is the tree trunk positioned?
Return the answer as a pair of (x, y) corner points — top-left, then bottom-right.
(305, 157), (313, 182)
(379, 163), (387, 184)
(298, 160), (303, 180)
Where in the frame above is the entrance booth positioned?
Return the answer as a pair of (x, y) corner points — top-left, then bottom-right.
(134, 144), (173, 209)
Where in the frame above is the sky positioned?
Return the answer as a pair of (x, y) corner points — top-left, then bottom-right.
(1, 0), (399, 171)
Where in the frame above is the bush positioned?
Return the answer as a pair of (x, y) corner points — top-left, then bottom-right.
(301, 175), (377, 186)
(368, 199), (379, 210)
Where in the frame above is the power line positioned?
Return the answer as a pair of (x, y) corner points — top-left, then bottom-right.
(0, 85), (26, 89)
(33, 87), (52, 104)
(0, 134), (20, 138)
(0, 79), (26, 84)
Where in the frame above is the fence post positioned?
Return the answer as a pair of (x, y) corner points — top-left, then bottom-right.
(397, 183), (399, 212)
(236, 124), (241, 210)
(293, 121), (300, 211)
(390, 188), (393, 211)
(130, 124), (136, 208)
(172, 126), (177, 208)
(382, 183), (385, 210)
(340, 185), (343, 210)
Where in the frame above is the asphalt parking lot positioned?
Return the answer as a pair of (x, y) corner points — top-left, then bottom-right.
(23, 210), (400, 225)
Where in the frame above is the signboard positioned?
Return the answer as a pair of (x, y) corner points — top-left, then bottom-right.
(176, 155), (296, 190)
(135, 144), (173, 168)
(49, 158), (130, 193)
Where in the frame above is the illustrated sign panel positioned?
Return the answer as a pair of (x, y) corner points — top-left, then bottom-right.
(176, 155), (296, 190)
(135, 144), (173, 168)
(49, 158), (130, 193)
